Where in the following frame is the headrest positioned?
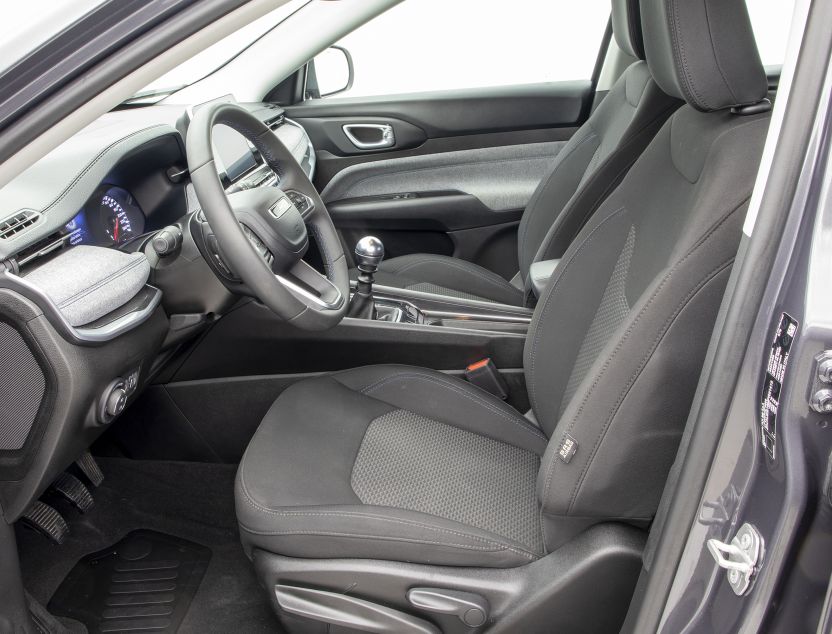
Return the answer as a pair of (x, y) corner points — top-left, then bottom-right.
(641, 0), (768, 112)
(612, 0), (645, 60)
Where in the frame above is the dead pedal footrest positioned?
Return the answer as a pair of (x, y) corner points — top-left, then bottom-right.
(51, 472), (94, 513)
(22, 501), (68, 544)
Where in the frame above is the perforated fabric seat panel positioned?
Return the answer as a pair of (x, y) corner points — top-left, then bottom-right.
(560, 225), (635, 414)
(351, 409), (543, 553)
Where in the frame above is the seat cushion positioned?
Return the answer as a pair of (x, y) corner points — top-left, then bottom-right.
(356, 254), (525, 306)
(235, 365), (548, 568)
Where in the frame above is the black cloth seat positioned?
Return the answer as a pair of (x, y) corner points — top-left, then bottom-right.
(236, 366), (547, 568)
(351, 0), (680, 305)
(369, 254), (525, 305)
(237, 0), (772, 570)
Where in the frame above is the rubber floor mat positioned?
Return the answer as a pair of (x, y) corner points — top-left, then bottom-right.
(48, 530), (211, 633)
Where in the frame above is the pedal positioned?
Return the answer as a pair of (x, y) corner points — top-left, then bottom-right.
(75, 450), (103, 487)
(51, 472), (94, 513)
(22, 501), (68, 544)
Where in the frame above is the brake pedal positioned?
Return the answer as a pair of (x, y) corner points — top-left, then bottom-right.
(75, 450), (103, 487)
(22, 501), (68, 544)
(51, 472), (94, 513)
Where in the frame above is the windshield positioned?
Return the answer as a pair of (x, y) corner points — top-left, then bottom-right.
(126, 0), (309, 104)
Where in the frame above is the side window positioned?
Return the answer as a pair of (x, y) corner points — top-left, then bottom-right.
(311, 0), (610, 100)
(745, 0), (796, 67)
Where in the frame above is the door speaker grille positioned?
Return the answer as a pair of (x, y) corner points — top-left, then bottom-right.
(0, 322), (46, 451)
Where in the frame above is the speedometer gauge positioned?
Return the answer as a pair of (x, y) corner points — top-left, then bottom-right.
(97, 187), (144, 245)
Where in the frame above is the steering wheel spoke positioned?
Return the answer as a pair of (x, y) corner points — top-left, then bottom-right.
(277, 259), (345, 311)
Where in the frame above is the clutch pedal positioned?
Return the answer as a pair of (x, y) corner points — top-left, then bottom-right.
(21, 501), (68, 544)
(50, 472), (94, 513)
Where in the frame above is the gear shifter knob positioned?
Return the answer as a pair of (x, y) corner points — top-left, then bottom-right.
(354, 236), (384, 273)
(348, 236), (384, 319)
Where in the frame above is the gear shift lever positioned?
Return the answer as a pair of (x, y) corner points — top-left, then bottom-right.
(348, 236), (384, 319)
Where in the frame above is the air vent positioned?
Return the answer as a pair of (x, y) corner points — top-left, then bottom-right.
(0, 210), (40, 240)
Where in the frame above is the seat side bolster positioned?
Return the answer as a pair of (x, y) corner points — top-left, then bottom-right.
(535, 205), (745, 550)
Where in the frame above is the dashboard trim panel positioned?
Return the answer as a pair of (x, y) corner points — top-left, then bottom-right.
(0, 272), (162, 345)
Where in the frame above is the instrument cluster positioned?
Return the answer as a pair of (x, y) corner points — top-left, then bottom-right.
(65, 185), (145, 247)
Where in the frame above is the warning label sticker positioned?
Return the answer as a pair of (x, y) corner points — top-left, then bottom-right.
(760, 313), (798, 461)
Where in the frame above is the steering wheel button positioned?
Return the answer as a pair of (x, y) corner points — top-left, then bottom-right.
(269, 197), (292, 218)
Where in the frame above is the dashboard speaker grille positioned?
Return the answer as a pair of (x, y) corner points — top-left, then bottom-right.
(0, 322), (46, 451)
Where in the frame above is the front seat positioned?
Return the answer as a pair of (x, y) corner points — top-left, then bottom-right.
(346, 0), (681, 306)
(236, 0), (772, 629)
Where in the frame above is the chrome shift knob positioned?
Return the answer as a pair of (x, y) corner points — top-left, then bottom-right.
(354, 236), (384, 273)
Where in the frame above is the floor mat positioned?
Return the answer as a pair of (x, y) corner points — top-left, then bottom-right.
(16, 458), (282, 633)
(48, 531), (211, 633)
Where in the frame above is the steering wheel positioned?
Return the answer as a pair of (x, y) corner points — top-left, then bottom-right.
(186, 102), (348, 330)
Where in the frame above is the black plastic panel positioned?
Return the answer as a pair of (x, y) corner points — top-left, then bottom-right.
(287, 81), (591, 139)
(328, 191), (523, 232)
(253, 523), (645, 634)
(168, 300), (526, 382)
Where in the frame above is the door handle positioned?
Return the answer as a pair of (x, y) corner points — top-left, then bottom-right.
(342, 123), (395, 150)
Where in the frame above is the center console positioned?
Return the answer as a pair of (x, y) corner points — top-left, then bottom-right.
(370, 287), (532, 333)
(344, 234), (532, 335)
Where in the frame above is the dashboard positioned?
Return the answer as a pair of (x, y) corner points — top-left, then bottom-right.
(0, 100), (317, 521)
(0, 99), (314, 266)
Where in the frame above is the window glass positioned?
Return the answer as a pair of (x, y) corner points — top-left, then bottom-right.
(317, 0), (610, 99)
(746, 0), (796, 67)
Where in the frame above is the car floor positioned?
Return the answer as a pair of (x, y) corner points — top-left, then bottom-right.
(15, 457), (283, 633)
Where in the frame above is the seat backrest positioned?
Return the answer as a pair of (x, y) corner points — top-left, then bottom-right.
(516, 0), (680, 288)
(525, 0), (771, 550)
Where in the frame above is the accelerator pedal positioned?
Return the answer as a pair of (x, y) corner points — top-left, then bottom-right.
(74, 450), (103, 487)
(51, 472), (94, 513)
(22, 501), (68, 544)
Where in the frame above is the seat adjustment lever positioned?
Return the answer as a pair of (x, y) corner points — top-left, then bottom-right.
(275, 584), (439, 634)
(407, 587), (489, 628)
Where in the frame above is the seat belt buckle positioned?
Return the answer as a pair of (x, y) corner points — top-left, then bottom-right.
(464, 358), (509, 400)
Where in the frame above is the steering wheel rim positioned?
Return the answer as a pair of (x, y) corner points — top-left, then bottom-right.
(186, 102), (348, 330)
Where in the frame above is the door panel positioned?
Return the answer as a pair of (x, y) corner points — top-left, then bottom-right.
(317, 140), (568, 272)
(285, 81), (593, 274)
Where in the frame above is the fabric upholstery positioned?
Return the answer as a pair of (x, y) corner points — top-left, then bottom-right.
(641, 0), (768, 111)
(369, 254), (524, 305)
(351, 409), (543, 554)
(321, 141), (567, 214)
(236, 365), (547, 568)
(526, 106), (770, 549)
(23, 245), (149, 326)
(355, 61), (679, 304)
(238, 0), (773, 566)
(612, 0), (645, 59)
(519, 61), (679, 278)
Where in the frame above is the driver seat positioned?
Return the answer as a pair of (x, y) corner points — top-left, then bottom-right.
(236, 0), (772, 629)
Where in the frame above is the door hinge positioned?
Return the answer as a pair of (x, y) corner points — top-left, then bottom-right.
(706, 522), (764, 596)
(810, 350), (832, 413)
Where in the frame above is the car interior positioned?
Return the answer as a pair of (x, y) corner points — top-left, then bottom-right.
(0, 0), (789, 631)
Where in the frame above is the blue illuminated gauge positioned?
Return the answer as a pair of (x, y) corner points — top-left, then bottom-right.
(97, 187), (144, 245)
